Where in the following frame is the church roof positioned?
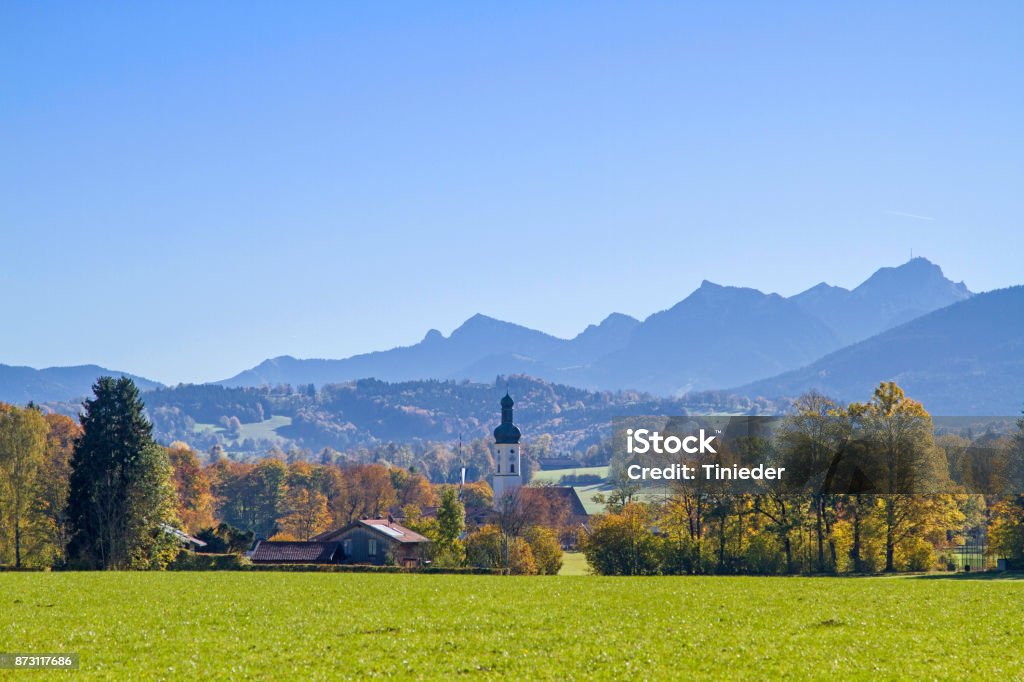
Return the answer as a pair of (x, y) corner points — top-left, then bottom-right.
(494, 421), (521, 444)
(494, 391), (521, 444)
(524, 486), (589, 518)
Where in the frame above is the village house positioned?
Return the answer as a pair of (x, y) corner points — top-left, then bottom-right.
(313, 519), (431, 567)
(249, 519), (430, 567)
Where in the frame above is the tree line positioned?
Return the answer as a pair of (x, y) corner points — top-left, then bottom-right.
(582, 382), (1024, 575)
(0, 377), (571, 573)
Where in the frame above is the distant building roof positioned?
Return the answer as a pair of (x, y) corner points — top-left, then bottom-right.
(537, 457), (581, 470)
(250, 541), (340, 563)
(525, 486), (589, 518)
(313, 519), (431, 545)
(160, 523), (207, 548)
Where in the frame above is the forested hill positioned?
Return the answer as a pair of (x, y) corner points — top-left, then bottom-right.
(0, 363), (162, 404)
(136, 376), (777, 457)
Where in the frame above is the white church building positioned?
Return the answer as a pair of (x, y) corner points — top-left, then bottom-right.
(491, 392), (523, 508)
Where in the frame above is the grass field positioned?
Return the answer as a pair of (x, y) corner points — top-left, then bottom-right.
(531, 465), (609, 484)
(192, 415), (292, 446)
(558, 552), (589, 576)
(1, 573), (1022, 679)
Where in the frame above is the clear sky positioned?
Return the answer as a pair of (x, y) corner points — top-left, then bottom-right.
(2, 2), (1021, 384)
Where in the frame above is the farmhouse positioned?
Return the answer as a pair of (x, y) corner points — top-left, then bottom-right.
(313, 519), (431, 567)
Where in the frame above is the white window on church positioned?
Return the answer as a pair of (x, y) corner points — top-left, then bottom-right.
(369, 538), (378, 556)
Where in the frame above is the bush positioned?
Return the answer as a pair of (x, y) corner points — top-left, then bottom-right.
(743, 535), (785, 575)
(508, 538), (537, 575)
(169, 551), (250, 571)
(899, 538), (935, 572)
(525, 527), (563, 575)
(581, 504), (662, 576)
(465, 525), (502, 569)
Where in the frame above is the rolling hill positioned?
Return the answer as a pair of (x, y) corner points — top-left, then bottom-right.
(0, 364), (163, 404)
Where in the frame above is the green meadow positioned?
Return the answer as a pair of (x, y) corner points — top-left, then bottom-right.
(1, 573), (1022, 680)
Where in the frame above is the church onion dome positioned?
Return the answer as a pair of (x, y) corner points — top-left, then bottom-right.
(494, 391), (521, 444)
(494, 421), (521, 444)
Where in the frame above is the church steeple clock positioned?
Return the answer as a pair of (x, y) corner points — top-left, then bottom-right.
(492, 391), (522, 508)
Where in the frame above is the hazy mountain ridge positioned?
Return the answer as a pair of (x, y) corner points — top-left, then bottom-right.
(218, 258), (973, 395)
(790, 257), (972, 344)
(739, 286), (1024, 414)
(0, 259), (997, 413)
(0, 364), (163, 404)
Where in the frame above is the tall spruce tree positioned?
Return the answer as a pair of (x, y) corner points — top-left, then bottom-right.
(66, 377), (177, 569)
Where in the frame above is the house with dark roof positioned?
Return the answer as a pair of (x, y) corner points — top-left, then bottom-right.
(313, 519), (431, 568)
(250, 541), (341, 564)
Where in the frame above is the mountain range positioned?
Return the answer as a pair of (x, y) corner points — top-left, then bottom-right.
(4, 258), (1020, 416)
(218, 258), (974, 397)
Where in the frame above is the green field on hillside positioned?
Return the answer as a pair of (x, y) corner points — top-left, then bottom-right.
(1, 573), (1021, 679)
(192, 415), (292, 445)
(531, 465), (609, 484)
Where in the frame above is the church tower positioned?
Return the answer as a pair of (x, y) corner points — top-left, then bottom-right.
(491, 392), (522, 509)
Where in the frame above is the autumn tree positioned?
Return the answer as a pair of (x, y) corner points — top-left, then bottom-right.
(391, 468), (436, 509)
(336, 464), (396, 523)
(776, 392), (848, 572)
(278, 487), (332, 540)
(848, 382), (952, 572)
(167, 442), (214, 533)
(581, 502), (661, 576)
(246, 458), (289, 538)
(459, 480), (494, 511)
(0, 404), (48, 567)
(507, 537), (537, 575)
(30, 413), (81, 565)
(524, 526), (563, 575)
(435, 487), (465, 553)
(465, 524), (502, 569)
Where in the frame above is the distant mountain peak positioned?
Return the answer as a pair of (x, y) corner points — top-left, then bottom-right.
(804, 282), (849, 294)
(855, 257), (971, 295)
(422, 329), (444, 343)
(600, 312), (639, 325)
(790, 257), (973, 346)
(452, 313), (503, 332)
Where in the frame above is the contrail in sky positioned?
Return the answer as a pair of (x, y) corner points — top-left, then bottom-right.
(885, 210), (935, 221)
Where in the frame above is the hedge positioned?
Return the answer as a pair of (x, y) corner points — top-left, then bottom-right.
(167, 551), (502, 574)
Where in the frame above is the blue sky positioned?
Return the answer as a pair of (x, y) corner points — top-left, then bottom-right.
(1, 2), (1021, 384)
